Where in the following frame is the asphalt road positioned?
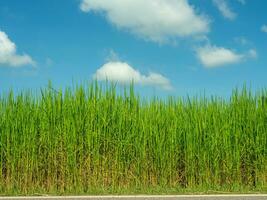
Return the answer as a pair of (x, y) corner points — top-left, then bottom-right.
(0, 195), (266, 200)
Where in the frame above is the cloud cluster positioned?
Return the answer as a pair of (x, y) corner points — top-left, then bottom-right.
(213, 0), (236, 20)
(0, 31), (35, 67)
(196, 45), (257, 68)
(93, 61), (173, 90)
(80, 0), (210, 43)
(79, 0), (255, 73)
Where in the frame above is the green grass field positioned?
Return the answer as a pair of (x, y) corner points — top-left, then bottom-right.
(0, 82), (266, 195)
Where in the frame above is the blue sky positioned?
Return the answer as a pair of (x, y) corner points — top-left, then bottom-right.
(0, 0), (267, 97)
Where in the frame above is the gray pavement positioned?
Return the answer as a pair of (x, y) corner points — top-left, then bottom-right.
(0, 195), (266, 200)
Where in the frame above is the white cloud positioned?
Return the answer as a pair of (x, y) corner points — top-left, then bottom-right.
(93, 61), (173, 90)
(213, 0), (236, 20)
(196, 45), (258, 68)
(80, 0), (210, 43)
(261, 25), (267, 33)
(0, 31), (35, 67)
(196, 45), (244, 68)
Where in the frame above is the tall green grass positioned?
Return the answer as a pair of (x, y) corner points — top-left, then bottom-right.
(0, 83), (266, 195)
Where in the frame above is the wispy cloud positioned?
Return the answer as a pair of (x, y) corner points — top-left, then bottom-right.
(105, 49), (120, 62)
(236, 0), (246, 5)
(247, 49), (257, 59)
(261, 25), (267, 33)
(213, 0), (236, 20)
(93, 61), (173, 90)
(45, 57), (54, 67)
(196, 45), (256, 68)
(234, 37), (251, 46)
(0, 30), (35, 67)
(80, 0), (210, 43)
